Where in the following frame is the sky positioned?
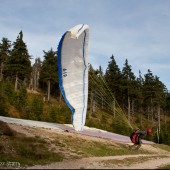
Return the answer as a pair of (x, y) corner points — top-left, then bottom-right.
(1, 0), (170, 90)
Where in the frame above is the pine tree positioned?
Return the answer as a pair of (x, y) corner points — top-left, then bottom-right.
(39, 49), (58, 101)
(121, 59), (136, 122)
(0, 38), (11, 81)
(105, 55), (122, 102)
(97, 65), (104, 77)
(143, 69), (156, 121)
(136, 70), (144, 126)
(4, 31), (31, 90)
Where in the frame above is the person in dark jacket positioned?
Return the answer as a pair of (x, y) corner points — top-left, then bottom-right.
(129, 129), (152, 150)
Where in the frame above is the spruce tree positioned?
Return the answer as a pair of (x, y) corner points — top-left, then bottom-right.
(4, 31), (31, 90)
(143, 69), (155, 121)
(39, 49), (58, 101)
(136, 70), (144, 126)
(121, 59), (136, 122)
(0, 38), (11, 81)
(105, 55), (122, 102)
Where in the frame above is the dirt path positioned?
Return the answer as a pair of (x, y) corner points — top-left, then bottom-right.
(28, 154), (170, 169)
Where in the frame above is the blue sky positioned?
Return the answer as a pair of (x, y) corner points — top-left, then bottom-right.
(1, 0), (170, 90)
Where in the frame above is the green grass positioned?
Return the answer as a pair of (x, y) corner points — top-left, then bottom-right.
(101, 155), (169, 168)
(158, 164), (170, 169)
(0, 135), (63, 168)
(152, 144), (170, 152)
(1, 125), (170, 169)
(53, 134), (150, 158)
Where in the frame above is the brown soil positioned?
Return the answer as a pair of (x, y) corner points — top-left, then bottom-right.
(2, 123), (169, 169)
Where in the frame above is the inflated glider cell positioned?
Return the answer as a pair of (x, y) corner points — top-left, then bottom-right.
(58, 24), (90, 131)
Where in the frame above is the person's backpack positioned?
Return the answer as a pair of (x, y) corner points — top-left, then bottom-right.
(130, 130), (139, 143)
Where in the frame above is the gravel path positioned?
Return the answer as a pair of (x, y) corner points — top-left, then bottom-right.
(28, 154), (170, 169)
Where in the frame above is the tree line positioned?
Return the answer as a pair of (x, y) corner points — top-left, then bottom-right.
(103, 55), (170, 124)
(0, 31), (170, 144)
(0, 31), (59, 101)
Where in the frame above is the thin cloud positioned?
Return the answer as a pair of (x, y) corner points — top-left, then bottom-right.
(1, 0), (170, 89)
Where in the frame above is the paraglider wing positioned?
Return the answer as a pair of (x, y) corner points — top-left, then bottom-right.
(58, 24), (90, 131)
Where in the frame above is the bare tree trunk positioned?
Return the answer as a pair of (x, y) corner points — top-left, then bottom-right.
(33, 68), (37, 91)
(157, 128), (160, 144)
(147, 106), (150, 121)
(93, 100), (96, 112)
(37, 71), (40, 89)
(30, 77), (33, 91)
(102, 97), (103, 109)
(113, 100), (115, 118)
(132, 99), (134, 115)
(140, 106), (143, 127)
(164, 111), (167, 123)
(15, 74), (18, 91)
(128, 95), (131, 123)
(0, 62), (4, 81)
(151, 98), (154, 123)
(47, 80), (51, 101)
(60, 91), (62, 102)
(158, 105), (161, 134)
(157, 105), (161, 144)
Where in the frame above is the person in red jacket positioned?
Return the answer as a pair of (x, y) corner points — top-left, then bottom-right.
(129, 129), (152, 150)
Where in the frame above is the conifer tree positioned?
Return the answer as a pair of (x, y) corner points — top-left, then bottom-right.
(0, 38), (11, 81)
(105, 55), (122, 102)
(4, 31), (31, 90)
(154, 76), (166, 133)
(97, 65), (104, 77)
(39, 49), (58, 101)
(136, 70), (144, 126)
(121, 59), (136, 122)
(143, 69), (155, 121)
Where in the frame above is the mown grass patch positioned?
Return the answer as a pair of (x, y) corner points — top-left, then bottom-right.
(152, 143), (170, 152)
(101, 155), (169, 167)
(158, 164), (170, 169)
(53, 134), (150, 158)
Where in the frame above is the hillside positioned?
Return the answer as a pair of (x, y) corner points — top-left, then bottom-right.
(0, 117), (170, 169)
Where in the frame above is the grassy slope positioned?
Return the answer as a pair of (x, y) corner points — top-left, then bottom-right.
(0, 122), (170, 169)
(6, 91), (168, 144)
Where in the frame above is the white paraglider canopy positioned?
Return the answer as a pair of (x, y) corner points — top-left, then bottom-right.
(58, 24), (90, 131)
